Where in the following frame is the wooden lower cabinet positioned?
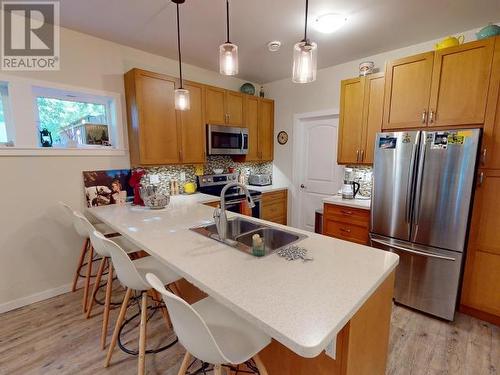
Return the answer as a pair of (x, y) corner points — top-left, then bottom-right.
(323, 203), (370, 245)
(460, 169), (500, 324)
(261, 190), (287, 225)
(259, 272), (395, 375)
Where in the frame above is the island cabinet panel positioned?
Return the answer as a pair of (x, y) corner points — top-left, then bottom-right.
(259, 272), (395, 375)
(383, 52), (434, 129)
(323, 203), (370, 245)
(179, 81), (206, 164)
(261, 190), (287, 225)
(429, 38), (495, 127)
(460, 169), (500, 324)
(338, 77), (365, 164)
(125, 69), (180, 166)
(205, 86), (226, 124)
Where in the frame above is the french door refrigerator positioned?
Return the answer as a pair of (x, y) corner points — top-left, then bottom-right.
(370, 129), (480, 320)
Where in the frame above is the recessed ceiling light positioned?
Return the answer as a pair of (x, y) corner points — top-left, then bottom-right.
(313, 13), (347, 34)
(267, 41), (282, 52)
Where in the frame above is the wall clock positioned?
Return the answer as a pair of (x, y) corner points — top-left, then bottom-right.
(277, 131), (288, 145)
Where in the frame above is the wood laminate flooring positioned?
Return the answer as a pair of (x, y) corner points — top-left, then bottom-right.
(0, 283), (498, 375)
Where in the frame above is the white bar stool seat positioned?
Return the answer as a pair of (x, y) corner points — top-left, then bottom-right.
(146, 273), (271, 375)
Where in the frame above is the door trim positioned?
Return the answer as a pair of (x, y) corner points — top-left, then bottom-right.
(291, 109), (340, 228)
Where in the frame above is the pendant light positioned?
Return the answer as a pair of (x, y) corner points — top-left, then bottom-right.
(219, 0), (238, 76)
(173, 0), (190, 111)
(292, 0), (317, 83)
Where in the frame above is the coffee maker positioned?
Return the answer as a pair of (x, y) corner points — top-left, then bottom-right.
(341, 168), (360, 199)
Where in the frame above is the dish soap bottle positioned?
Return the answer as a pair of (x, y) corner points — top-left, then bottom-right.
(252, 234), (265, 257)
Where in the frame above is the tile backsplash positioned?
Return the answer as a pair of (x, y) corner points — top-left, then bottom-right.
(138, 156), (272, 194)
(347, 165), (373, 197)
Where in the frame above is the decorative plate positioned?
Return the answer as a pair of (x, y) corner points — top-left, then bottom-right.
(277, 131), (288, 145)
(240, 83), (256, 95)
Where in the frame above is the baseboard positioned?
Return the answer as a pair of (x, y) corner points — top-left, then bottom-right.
(0, 283), (73, 314)
(459, 304), (500, 326)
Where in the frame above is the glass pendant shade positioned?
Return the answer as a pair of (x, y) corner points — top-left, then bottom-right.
(219, 42), (238, 76)
(175, 88), (190, 111)
(292, 40), (317, 83)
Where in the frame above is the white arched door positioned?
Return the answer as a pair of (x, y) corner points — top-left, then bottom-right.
(294, 115), (343, 231)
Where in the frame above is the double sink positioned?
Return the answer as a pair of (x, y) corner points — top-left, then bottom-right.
(190, 217), (307, 257)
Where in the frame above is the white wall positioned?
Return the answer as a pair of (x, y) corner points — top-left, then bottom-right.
(266, 27), (484, 189)
(0, 27), (256, 312)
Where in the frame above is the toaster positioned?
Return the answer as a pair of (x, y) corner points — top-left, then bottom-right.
(248, 174), (272, 186)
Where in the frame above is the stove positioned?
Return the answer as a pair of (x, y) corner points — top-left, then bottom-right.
(197, 173), (262, 218)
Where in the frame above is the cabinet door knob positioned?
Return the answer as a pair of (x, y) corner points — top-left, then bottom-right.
(481, 148), (487, 165)
(478, 171), (484, 187)
(428, 110), (435, 124)
(360, 149), (365, 161)
(356, 149), (360, 162)
(300, 184), (306, 189)
(421, 110), (427, 124)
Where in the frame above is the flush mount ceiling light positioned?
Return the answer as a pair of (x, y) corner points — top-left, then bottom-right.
(313, 13), (347, 34)
(292, 0), (317, 84)
(219, 0), (238, 76)
(267, 41), (282, 52)
(172, 0), (190, 111)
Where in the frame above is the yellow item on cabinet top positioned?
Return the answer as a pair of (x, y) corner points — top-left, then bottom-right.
(435, 35), (464, 50)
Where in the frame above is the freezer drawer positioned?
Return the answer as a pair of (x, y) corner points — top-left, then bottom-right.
(370, 234), (462, 321)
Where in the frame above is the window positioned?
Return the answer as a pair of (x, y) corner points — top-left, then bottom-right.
(0, 84), (11, 144)
(34, 87), (114, 148)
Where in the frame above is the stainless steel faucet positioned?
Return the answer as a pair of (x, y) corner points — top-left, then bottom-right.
(213, 182), (255, 240)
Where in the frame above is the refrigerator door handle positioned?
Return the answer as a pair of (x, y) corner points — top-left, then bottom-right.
(371, 238), (456, 261)
(413, 135), (427, 229)
(405, 140), (419, 223)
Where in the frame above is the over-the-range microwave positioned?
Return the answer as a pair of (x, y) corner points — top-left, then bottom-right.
(206, 124), (248, 155)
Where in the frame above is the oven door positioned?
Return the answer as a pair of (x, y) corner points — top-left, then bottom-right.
(207, 124), (248, 155)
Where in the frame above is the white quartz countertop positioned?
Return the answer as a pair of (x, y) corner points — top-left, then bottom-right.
(323, 194), (371, 210)
(87, 195), (397, 358)
(245, 184), (288, 193)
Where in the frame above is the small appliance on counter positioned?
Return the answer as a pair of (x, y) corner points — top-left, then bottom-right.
(197, 173), (262, 218)
(248, 174), (272, 186)
(341, 168), (360, 199)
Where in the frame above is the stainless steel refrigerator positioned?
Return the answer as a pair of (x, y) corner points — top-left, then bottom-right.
(370, 129), (481, 320)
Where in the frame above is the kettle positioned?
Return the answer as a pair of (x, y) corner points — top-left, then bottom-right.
(342, 181), (360, 200)
(435, 35), (464, 50)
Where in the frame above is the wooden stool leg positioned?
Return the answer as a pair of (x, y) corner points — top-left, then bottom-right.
(150, 289), (171, 330)
(104, 288), (132, 368)
(82, 244), (94, 312)
(85, 256), (107, 319)
(72, 238), (89, 292)
(101, 259), (113, 350)
(252, 354), (268, 375)
(138, 292), (148, 375)
(177, 352), (192, 375)
(214, 364), (222, 375)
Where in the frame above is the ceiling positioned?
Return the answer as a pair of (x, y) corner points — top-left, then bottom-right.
(59, 0), (500, 83)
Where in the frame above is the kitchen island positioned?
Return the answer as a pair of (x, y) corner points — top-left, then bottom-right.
(87, 194), (398, 375)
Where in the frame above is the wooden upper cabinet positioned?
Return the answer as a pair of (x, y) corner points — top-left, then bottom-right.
(125, 69), (180, 165)
(179, 82), (205, 164)
(429, 39), (495, 127)
(383, 52), (434, 129)
(226, 91), (244, 126)
(461, 169), (500, 319)
(361, 73), (385, 164)
(245, 96), (260, 161)
(205, 86), (226, 124)
(258, 98), (274, 161)
(481, 36), (500, 170)
(338, 77), (366, 164)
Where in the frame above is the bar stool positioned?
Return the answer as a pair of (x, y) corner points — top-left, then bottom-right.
(146, 273), (271, 375)
(73, 212), (142, 349)
(90, 230), (181, 375)
(59, 201), (117, 312)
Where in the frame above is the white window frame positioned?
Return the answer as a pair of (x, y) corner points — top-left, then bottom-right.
(0, 73), (126, 156)
(0, 82), (14, 146)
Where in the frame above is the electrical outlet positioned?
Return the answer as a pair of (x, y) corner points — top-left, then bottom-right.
(149, 174), (160, 184)
(325, 340), (336, 360)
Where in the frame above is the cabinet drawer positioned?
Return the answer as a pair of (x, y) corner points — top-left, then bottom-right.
(262, 190), (287, 204)
(323, 218), (369, 244)
(324, 203), (370, 228)
(262, 201), (286, 221)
